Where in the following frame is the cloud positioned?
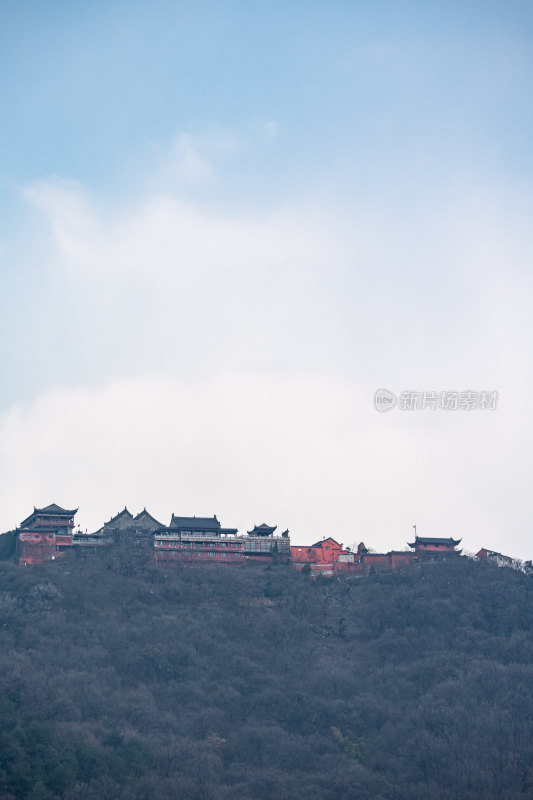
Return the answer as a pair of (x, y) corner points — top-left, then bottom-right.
(257, 120), (280, 141)
(18, 171), (348, 385)
(164, 133), (214, 185)
(0, 372), (368, 537)
(22, 174), (336, 287)
(149, 130), (242, 192)
(7, 151), (533, 562)
(0, 372), (529, 558)
(23, 178), (99, 269)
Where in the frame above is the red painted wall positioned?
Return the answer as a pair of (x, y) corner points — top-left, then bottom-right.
(415, 543), (455, 553)
(16, 531), (73, 565)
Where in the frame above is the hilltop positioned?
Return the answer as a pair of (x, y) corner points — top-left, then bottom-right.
(1, 551), (532, 799)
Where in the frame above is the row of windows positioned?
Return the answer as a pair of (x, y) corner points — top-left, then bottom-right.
(163, 551), (244, 559)
(177, 541), (240, 548)
(155, 541), (243, 550)
(244, 542), (278, 552)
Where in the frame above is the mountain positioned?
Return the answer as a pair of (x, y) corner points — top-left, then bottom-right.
(1, 548), (532, 799)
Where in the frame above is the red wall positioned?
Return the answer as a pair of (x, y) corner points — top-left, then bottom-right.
(291, 541), (417, 577)
(16, 531), (73, 565)
(291, 539), (345, 565)
(390, 551), (415, 568)
(415, 543), (455, 553)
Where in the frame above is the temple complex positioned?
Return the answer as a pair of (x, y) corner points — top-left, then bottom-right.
(290, 539), (414, 576)
(8, 503), (499, 574)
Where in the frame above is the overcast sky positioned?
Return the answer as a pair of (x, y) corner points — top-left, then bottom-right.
(1, 1), (532, 557)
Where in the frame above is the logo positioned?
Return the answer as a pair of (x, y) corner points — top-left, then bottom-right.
(374, 388), (498, 412)
(374, 388), (396, 412)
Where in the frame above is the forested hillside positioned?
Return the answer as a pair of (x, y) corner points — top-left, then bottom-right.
(1, 548), (532, 799)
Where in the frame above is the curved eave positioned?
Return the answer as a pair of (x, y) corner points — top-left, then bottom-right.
(20, 509), (78, 528)
(408, 537), (462, 547)
(34, 506), (78, 515)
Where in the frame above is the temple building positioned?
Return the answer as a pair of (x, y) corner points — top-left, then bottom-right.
(99, 507), (134, 532)
(244, 522), (290, 559)
(133, 508), (164, 532)
(93, 507), (164, 535)
(408, 536), (462, 555)
(169, 514), (238, 536)
(247, 523), (277, 536)
(154, 515), (290, 564)
(16, 503), (77, 565)
(155, 515), (242, 564)
(74, 507), (165, 553)
(291, 538), (355, 576)
(291, 538), (416, 576)
(476, 547), (513, 567)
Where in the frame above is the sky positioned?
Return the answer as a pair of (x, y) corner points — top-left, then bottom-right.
(1, 1), (532, 557)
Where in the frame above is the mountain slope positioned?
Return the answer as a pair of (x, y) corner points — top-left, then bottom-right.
(1, 551), (532, 799)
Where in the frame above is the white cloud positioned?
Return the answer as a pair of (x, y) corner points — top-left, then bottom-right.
(165, 133), (214, 185)
(22, 175), (336, 287)
(23, 178), (99, 269)
(0, 372), (529, 558)
(151, 130), (241, 192)
(257, 120), (280, 141)
(18, 173), (347, 383)
(7, 158), (533, 563)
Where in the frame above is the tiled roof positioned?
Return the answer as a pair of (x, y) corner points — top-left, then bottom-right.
(20, 504), (78, 527)
(311, 537), (341, 548)
(247, 523), (277, 535)
(170, 515), (221, 530)
(408, 536), (461, 547)
(133, 509), (163, 527)
(108, 507), (134, 523)
(35, 503), (78, 515)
